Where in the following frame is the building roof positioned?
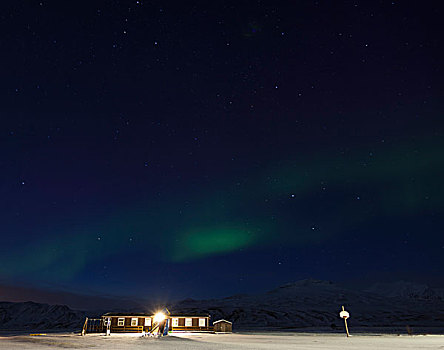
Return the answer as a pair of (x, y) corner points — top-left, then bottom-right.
(102, 313), (210, 318)
(213, 319), (232, 324)
(170, 315), (210, 318)
(102, 313), (154, 317)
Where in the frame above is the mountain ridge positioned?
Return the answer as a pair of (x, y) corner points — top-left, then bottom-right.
(1, 279), (443, 331)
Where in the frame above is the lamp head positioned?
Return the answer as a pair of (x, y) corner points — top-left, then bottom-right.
(154, 312), (166, 323)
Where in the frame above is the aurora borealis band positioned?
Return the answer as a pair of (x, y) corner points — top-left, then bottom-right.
(1, 1), (443, 303)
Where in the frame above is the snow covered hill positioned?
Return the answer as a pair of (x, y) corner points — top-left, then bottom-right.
(0, 301), (85, 330)
(364, 281), (443, 300)
(170, 279), (444, 330)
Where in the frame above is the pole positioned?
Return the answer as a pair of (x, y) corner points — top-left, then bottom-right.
(82, 317), (88, 336)
(344, 317), (350, 337)
(342, 306), (350, 337)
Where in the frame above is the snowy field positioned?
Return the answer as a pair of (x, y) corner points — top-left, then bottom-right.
(0, 332), (443, 349)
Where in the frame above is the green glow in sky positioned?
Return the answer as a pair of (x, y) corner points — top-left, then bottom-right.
(265, 140), (444, 212)
(171, 227), (256, 262)
(1, 140), (442, 286)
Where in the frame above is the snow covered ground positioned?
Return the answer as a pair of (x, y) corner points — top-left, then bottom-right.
(0, 332), (443, 349)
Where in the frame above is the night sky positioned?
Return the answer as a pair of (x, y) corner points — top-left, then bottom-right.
(1, 1), (443, 303)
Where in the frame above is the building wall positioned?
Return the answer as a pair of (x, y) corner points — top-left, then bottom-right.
(214, 321), (232, 333)
(106, 316), (152, 332)
(103, 315), (211, 333)
(170, 317), (211, 331)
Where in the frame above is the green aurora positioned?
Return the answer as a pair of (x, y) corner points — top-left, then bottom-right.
(1, 140), (443, 283)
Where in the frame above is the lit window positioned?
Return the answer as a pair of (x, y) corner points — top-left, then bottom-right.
(199, 318), (206, 327)
(145, 318), (151, 326)
(118, 318), (125, 326)
(185, 318), (192, 327)
(131, 318), (138, 326)
(172, 318), (179, 327)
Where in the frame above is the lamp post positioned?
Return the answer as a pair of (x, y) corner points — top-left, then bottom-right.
(339, 306), (350, 337)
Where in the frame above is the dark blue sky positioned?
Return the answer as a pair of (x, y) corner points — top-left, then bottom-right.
(0, 1), (443, 303)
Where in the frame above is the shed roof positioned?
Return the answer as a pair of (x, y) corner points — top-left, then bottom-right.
(213, 319), (232, 324)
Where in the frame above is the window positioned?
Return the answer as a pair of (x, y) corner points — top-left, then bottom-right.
(172, 318), (179, 327)
(145, 318), (151, 326)
(117, 318), (125, 326)
(131, 318), (138, 326)
(199, 318), (206, 327)
(185, 318), (192, 327)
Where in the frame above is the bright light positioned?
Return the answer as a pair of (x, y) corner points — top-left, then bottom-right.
(154, 312), (166, 323)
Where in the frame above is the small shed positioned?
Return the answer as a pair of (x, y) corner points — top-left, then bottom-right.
(213, 319), (232, 333)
